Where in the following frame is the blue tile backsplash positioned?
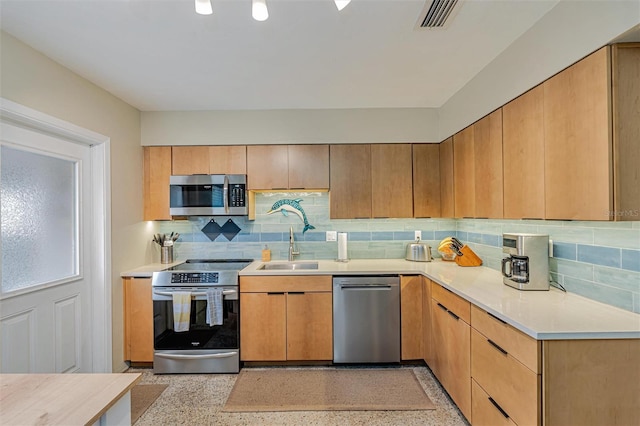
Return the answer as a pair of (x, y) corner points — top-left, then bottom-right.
(154, 192), (640, 314)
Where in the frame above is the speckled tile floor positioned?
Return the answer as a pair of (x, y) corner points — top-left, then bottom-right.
(128, 365), (469, 426)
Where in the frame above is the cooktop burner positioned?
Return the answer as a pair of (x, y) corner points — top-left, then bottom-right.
(166, 259), (253, 272)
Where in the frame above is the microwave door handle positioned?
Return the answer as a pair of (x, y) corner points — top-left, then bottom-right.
(223, 175), (230, 214)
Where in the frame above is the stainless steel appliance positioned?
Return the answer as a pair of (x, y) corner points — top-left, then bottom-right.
(151, 259), (252, 373)
(501, 233), (550, 291)
(332, 276), (400, 363)
(405, 237), (432, 262)
(169, 174), (247, 216)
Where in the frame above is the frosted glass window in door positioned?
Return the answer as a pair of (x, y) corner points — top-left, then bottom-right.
(1, 145), (78, 293)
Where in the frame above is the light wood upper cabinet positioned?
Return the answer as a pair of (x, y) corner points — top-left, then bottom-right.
(330, 144), (372, 219)
(171, 146), (210, 175)
(439, 138), (455, 218)
(453, 126), (475, 218)
(474, 110), (503, 219)
(209, 145), (247, 174)
(371, 144), (413, 218)
(288, 145), (329, 189)
(123, 278), (154, 363)
(612, 44), (640, 220)
(413, 144), (441, 217)
(502, 85), (545, 219)
(400, 275), (423, 360)
(247, 145), (289, 190)
(143, 146), (172, 221)
(247, 145), (329, 190)
(544, 46), (611, 220)
(172, 145), (247, 175)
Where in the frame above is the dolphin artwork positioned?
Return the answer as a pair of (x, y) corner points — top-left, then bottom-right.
(267, 199), (316, 234)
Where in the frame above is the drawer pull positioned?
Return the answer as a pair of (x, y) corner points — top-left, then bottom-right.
(488, 311), (507, 324)
(488, 397), (510, 419)
(288, 292), (305, 295)
(267, 292), (285, 295)
(437, 302), (448, 312)
(488, 339), (508, 356)
(447, 310), (460, 321)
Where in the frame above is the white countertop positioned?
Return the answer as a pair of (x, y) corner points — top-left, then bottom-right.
(122, 258), (640, 340)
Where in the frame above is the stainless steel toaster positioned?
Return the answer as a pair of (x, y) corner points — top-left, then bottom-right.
(405, 238), (432, 262)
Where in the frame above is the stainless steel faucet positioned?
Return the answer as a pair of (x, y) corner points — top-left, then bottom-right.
(288, 226), (299, 261)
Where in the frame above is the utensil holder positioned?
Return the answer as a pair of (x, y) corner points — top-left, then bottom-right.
(454, 245), (483, 267)
(160, 246), (174, 264)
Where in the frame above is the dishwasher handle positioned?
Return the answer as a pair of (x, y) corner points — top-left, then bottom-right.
(340, 284), (393, 290)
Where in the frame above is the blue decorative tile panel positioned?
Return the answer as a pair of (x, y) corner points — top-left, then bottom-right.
(621, 249), (640, 272)
(260, 232), (284, 242)
(371, 232), (394, 241)
(349, 232), (371, 241)
(393, 231), (414, 241)
(553, 242), (577, 261)
(577, 245), (621, 268)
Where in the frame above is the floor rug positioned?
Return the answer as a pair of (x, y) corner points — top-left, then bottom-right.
(131, 384), (168, 423)
(222, 368), (435, 412)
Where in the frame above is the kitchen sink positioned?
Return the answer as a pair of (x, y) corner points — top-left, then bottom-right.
(258, 261), (319, 270)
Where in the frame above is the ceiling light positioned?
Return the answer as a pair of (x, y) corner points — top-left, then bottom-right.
(195, 0), (212, 15)
(252, 0), (269, 21)
(334, 0), (351, 11)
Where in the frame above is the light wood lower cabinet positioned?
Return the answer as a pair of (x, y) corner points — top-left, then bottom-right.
(472, 379), (517, 426)
(542, 339), (640, 426)
(239, 275), (332, 361)
(123, 277), (154, 363)
(431, 283), (471, 421)
(400, 275), (423, 360)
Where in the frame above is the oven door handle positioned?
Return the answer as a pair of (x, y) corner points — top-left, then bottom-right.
(155, 351), (238, 360)
(153, 289), (237, 297)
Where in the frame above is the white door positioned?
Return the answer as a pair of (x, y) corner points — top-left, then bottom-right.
(0, 122), (93, 373)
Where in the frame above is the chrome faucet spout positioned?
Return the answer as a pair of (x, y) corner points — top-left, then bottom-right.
(288, 226), (300, 261)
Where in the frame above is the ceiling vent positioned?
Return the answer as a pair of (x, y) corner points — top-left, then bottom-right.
(418, 0), (463, 29)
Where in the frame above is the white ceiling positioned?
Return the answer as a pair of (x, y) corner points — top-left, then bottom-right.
(0, 0), (562, 111)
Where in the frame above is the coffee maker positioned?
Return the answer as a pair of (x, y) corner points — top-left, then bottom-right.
(501, 233), (550, 291)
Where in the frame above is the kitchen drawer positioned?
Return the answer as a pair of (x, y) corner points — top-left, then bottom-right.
(239, 275), (332, 293)
(472, 379), (518, 426)
(471, 329), (539, 426)
(471, 305), (540, 373)
(431, 282), (470, 323)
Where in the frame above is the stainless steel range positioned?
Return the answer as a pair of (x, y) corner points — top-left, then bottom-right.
(151, 259), (252, 374)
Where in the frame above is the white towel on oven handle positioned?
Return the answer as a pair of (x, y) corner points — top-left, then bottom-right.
(206, 288), (224, 326)
(172, 291), (191, 332)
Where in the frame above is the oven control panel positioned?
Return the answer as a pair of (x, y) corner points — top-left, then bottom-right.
(171, 272), (219, 284)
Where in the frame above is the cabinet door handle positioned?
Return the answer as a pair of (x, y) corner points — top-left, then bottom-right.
(288, 292), (305, 295)
(488, 397), (510, 419)
(488, 339), (508, 356)
(447, 310), (460, 321)
(488, 311), (507, 324)
(267, 292), (285, 295)
(437, 302), (448, 312)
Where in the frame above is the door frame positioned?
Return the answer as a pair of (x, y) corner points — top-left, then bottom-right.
(0, 97), (112, 373)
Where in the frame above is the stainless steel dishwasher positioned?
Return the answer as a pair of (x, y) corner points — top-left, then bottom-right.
(333, 275), (400, 363)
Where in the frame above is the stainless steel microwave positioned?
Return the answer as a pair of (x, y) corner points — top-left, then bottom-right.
(169, 175), (248, 216)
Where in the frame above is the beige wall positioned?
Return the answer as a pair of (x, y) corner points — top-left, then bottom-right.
(141, 107), (440, 146)
(0, 31), (144, 373)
